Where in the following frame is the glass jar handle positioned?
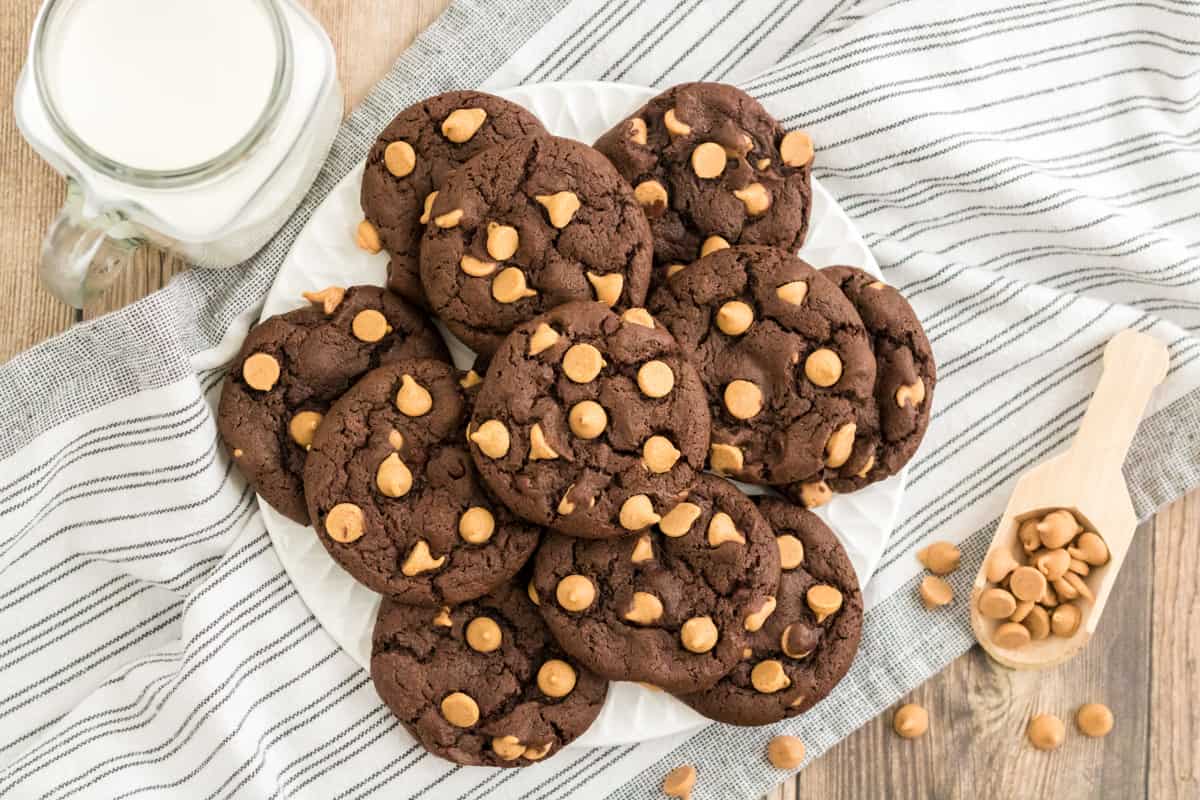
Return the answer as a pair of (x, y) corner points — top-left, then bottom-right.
(39, 180), (142, 308)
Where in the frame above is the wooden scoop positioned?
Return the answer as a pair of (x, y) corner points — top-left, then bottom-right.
(969, 329), (1169, 669)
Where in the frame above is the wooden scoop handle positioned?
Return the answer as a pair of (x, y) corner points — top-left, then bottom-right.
(1066, 329), (1169, 474)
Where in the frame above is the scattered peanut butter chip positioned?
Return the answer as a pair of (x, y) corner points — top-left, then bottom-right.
(1064, 570), (1094, 602)
(556, 574), (595, 611)
(628, 117), (648, 145)
(460, 254), (498, 277)
(751, 659), (791, 693)
(624, 591), (664, 624)
(724, 379), (763, 419)
(716, 300), (754, 335)
(528, 322), (560, 356)
(733, 182), (771, 215)
(1034, 548), (1071, 581)
(1018, 519), (1041, 553)
(441, 107), (487, 142)
(634, 179), (668, 210)
(568, 400), (607, 439)
(709, 443), (744, 475)
(776, 280), (808, 305)
(1010, 600), (1035, 623)
(916, 541), (961, 575)
(920, 575), (954, 609)
(302, 285), (345, 315)
(325, 503), (365, 543)
(352, 309), (390, 343)
(433, 606), (452, 627)
(993, 621), (1032, 649)
(798, 480), (832, 509)
(659, 502), (701, 538)
(465, 616), (502, 653)
(1027, 714), (1066, 750)
(631, 533), (653, 563)
(637, 360), (675, 398)
(681, 616), (718, 653)
(1051, 603), (1082, 637)
(700, 235), (730, 257)
(1009, 566), (1047, 603)
(470, 419), (510, 459)
(1076, 703), (1114, 737)
(434, 207), (464, 228)
(419, 191), (438, 224)
(824, 422), (856, 468)
(620, 494), (661, 530)
(807, 585), (843, 622)
(395, 374), (433, 416)
(1024, 604), (1051, 640)
(486, 222), (519, 261)
(804, 348), (843, 387)
(744, 596), (776, 632)
(622, 307), (655, 328)
(895, 379), (927, 409)
(492, 267), (537, 303)
(985, 548), (1020, 583)
(767, 735), (806, 769)
(492, 735), (524, 761)
(536, 191), (581, 228)
(707, 512), (745, 547)
(528, 423), (560, 461)
(663, 108), (691, 137)
(663, 764), (696, 799)
(587, 271), (624, 307)
(401, 539), (445, 576)
(355, 220), (382, 253)
(1072, 531), (1109, 565)
(1037, 509), (1082, 549)
(288, 411), (323, 448)
(780, 130), (814, 167)
(242, 352), (280, 391)
(977, 587), (1016, 618)
(383, 140), (416, 177)
(893, 703), (928, 738)
(691, 142), (727, 178)
(537, 659), (577, 697)
(562, 343), (606, 384)
(441, 692), (479, 727)
(643, 435), (681, 473)
(458, 506), (495, 544)
(376, 452), (413, 498)
(1068, 557), (1090, 576)
(777, 535), (805, 570)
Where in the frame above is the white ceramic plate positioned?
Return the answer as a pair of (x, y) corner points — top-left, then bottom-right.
(259, 81), (903, 747)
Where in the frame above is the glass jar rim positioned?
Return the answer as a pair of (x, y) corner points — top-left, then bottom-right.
(31, 0), (294, 189)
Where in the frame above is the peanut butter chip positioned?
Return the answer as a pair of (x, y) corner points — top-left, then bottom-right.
(376, 453), (413, 497)
(242, 353), (280, 391)
(780, 130), (814, 167)
(1010, 600), (1035, 623)
(492, 267), (537, 303)
(1009, 566), (1047, 602)
(288, 411), (323, 448)
(776, 280), (808, 305)
(1072, 531), (1110, 565)
(355, 220), (382, 253)
(524, 742), (552, 761)
(620, 494), (661, 530)
(799, 480), (832, 509)
(985, 548), (1020, 583)
(563, 343), (606, 383)
(1035, 548), (1071, 581)
(383, 140), (416, 177)
(666, 263), (687, 278)
(707, 512), (745, 547)
(637, 360), (675, 398)
(804, 348), (843, 387)
(441, 692), (479, 728)
(994, 621), (1032, 649)
(751, 659), (791, 693)
(352, 309), (390, 343)
(528, 323), (560, 356)
(1076, 703), (1114, 737)
(643, 435), (681, 473)
(232, 448), (243, 458)
(681, 616), (718, 653)
(777, 535), (805, 569)
(302, 285), (345, 315)
(401, 539), (445, 576)
(1064, 571), (1094, 602)
(1018, 519), (1041, 552)
(662, 765), (696, 799)
(895, 379), (926, 409)
(325, 503), (365, 543)
(568, 401), (607, 439)
(664, 108), (692, 137)
(716, 301), (754, 335)
(634, 179), (668, 209)
(659, 502), (701, 538)
(978, 587), (1017, 619)
(628, 117), (648, 145)
(458, 506), (495, 544)
(492, 735), (524, 761)
(768, 735), (806, 769)
(587, 271), (623, 307)
(419, 191), (437, 224)
(807, 585), (843, 622)
(1051, 603), (1082, 637)
(1024, 605), (1051, 640)
(709, 443), (744, 475)
(824, 422), (856, 468)
(622, 307), (655, 328)
(724, 380), (763, 419)
(631, 534), (653, 563)
(434, 208), (463, 228)
(916, 541), (961, 575)
(733, 182), (771, 215)
(624, 591), (664, 624)
(893, 704), (928, 738)
(433, 606), (452, 627)
(700, 235), (730, 257)
(537, 659), (577, 697)
(920, 575), (953, 608)
(744, 596), (776, 632)
(470, 419), (510, 459)
(460, 255), (497, 277)
(395, 374), (433, 416)
(486, 222), (519, 261)
(465, 616), (503, 653)
(518, 423), (557, 463)
(441, 107), (487, 142)
(691, 142), (727, 178)
(527, 580), (540, 606)
(556, 575), (595, 611)
(1069, 558), (1090, 576)
(1037, 509), (1082, 549)
(536, 191), (581, 228)
(1028, 714), (1066, 750)
(459, 370), (482, 390)
(756, 157), (771, 170)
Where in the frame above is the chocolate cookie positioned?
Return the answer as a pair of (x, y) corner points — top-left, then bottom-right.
(648, 246), (875, 486)
(303, 359), (540, 605)
(361, 91), (547, 306)
(811, 265), (936, 492)
(420, 135), (654, 354)
(468, 301), (710, 540)
(593, 82), (813, 285)
(678, 496), (862, 726)
(532, 475), (780, 694)
(371, 580), (608, 767)
(218, 285), (449, 524)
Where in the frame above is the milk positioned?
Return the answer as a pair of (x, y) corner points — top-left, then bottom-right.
(44, 0), (280, 171)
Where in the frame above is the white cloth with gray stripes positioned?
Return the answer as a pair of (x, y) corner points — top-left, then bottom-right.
(2, 1), (1199, 797)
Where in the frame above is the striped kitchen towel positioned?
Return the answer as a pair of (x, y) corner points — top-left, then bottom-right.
(3, 1), (1199, 798)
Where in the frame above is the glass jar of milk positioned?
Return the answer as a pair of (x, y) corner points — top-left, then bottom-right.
(15, 0), (342, 307)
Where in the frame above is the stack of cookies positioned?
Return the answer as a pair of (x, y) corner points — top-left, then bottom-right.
(217, 82), (936, 768)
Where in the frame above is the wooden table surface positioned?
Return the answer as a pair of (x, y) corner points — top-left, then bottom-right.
(0, 3), (1195, 798)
